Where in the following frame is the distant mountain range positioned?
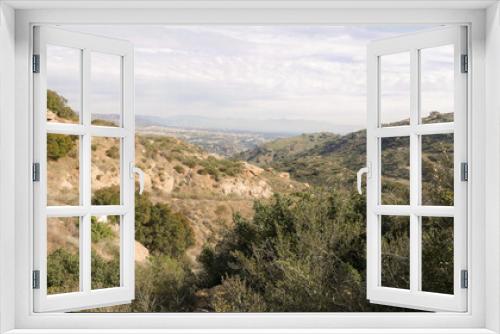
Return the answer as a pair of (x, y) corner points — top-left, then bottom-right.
(94, 114), (359, 135)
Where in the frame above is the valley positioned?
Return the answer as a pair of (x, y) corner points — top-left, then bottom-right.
(46, 90), (454, 312)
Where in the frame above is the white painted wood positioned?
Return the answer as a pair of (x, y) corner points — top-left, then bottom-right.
(10, 6), (487, 332)
(484, 4), (500, 333)
(32, 26), (135, 312)
(45, 123), (127, 137)
(373, 120), (454, 138)
(409, 47), (421, 294)
(373, 205), (455, 217)
(366, 26), (468, 312)
(0, 4), (17, 333)
(3, 0), (497, 10)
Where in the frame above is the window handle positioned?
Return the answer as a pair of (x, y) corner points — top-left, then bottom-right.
(130, 163), (145, 195)
(357, 164), (371, 195)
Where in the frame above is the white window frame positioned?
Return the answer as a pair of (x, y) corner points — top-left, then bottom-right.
(1, 1), (498, 333)
(32, 26), (135, 312)
(366, 26), (468, 312)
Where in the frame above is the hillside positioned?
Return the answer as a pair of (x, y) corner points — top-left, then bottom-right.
(46, 91), (307, 268)
(236, 112), (454, 203)
(46, 90), (455, 312)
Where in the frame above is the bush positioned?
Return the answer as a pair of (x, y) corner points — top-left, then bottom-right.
(105, 145), (120, 159)
(130, 256), (197, 312)
(91, 185), (120, 206)
(47, 248), (79, 294)
(210, 276), (267, 312)
(91, 216), (115, 242)
(174, 165), (185, 174)
(137, 195), (194, 257)
(198, 190), (402, 312)
(91, 185), (194, 258)
(91, 119), (118, 127)
(47, 133), (77, 161)
(198, 156), (243, 181)
(91, 250), (120, 289)
(47, 90), (79, 121)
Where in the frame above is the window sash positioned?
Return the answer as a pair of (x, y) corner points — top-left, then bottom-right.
(366, 26), (468, 312)
(32, 26), (135, 312)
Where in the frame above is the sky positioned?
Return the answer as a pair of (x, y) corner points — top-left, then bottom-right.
(47, 25), (453, 133)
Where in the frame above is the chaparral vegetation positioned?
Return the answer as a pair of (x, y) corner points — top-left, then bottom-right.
(46, 91), (453, 312)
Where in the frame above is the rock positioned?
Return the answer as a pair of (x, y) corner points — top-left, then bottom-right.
(278, 172), (290, 179)
(135, 241), (150, 264)
(219, 178), (272, 199)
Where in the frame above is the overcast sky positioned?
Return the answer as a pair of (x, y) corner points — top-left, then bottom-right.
(47, 25), (452, 131)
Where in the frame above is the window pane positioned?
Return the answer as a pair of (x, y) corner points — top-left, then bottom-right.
(422, 134), (454, 206)
(422, 217), (454, 294)
(381, 136), (410, 205)
(91, 52), (122, 127)
(91, 137), (121, 205)
(46, 45), (81, 124)
(47, 217), (80, 294)
(47, 134), (80, 206)
(91, 215), (121, 289)
(380, 52), (410, 126)
(381, 215), (410, 290)
(421, 45), (454, 124)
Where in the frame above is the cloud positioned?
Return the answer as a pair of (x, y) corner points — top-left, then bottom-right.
(49, 25), (440, 129)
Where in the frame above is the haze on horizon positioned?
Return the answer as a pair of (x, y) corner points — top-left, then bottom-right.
(48, 25), (452, 134)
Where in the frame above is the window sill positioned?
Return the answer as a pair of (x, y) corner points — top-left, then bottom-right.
(4, 330), (498, 334)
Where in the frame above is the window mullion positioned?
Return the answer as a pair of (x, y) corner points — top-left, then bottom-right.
(81, 48), (92, 293)
(409, 48), (421, 293)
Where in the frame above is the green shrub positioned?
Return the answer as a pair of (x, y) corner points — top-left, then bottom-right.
(47, 133), (77, 161)
(92, 119), (118, 127)
(47, 248), (79, 294)
(91, 250), (120, 290)
(130, 256), (197, 312)
(199, 190), (402, 312)
(211, 276), (267, 312)
(91, 185), (194, 258)
(47, 90), (79, 121)
(197, 156), (243, 181)
(174, 165), (185, 174)
(91, 186), (120, 206)
(181, 157), (198, 169)
(105, 145), (120, 159)
(137, 194), (194, 257)
(91, 216), (115, 242)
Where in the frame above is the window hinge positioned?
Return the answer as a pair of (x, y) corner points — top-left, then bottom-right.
(32, 54), (40, 73)
(461, 269), (468, 289)
(32, 162), (40, 182)
(461, 162), (468, 182)
(32, 270), (40, 289)
(461, 54), (468, 73)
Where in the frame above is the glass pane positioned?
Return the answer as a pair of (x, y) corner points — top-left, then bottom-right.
(422, 134), (454, 206)
(381, 215), (410, 290)
(91, 137), (121, 205)
(381, 136), (410, 205)
(47, 217), (80, 294)
(380, 52), (411, 126)
(91, 215), (121, 289)
(46, 45), (81, 124)
(91, 52), (122, 127)
(47, 134), (80, 206)
(422, 217), (454, 294)
(421, 45), (454, 124)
